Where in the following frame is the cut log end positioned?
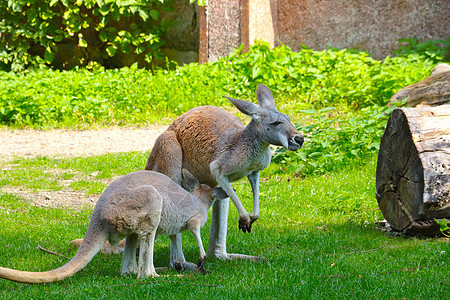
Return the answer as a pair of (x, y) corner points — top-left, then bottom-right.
(376, 105), (450, 233)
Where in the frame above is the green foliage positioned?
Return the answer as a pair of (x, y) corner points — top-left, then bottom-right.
(435, 219), (450, 237)
(0, 0), (173, 71)
(214, 41), (437, 108)
(393, 36), (450, 63)
(272, 105), (394, 176)
(0, 63), (229, 127)
(0, 43), (439, 128)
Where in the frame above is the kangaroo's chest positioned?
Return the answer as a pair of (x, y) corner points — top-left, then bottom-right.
(157, 196), (206, 236)
(225, 147), (271, 182)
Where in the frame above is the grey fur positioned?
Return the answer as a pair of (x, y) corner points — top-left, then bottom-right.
(145, 84), (304, 261)
(0, 170), (227, 283)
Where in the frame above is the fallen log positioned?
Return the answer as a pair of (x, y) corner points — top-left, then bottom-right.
(388, 63), (450, 107)
(376, 104), (450, 235)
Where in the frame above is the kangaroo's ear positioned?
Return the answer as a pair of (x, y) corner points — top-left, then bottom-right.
(212, 187), (228, 200)
(224, 96), (261, 122)
(256, 84), (276, 109)
(182, 169), (200, 192)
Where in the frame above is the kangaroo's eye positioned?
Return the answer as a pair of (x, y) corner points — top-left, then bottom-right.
(270, 121), (283, 126)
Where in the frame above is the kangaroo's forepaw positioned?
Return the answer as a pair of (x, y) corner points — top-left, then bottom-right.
(238, 219), (252, 233)
(250, 214), (259, 224)
(196, 257), (210, 275)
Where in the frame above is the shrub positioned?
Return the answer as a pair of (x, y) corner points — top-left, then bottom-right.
(214, 41), (437, 109)
(0, 43), (442, 127)
(0, 0), (173, 72)
(271, 104), (396, 177)
(393, 36), (450, 63)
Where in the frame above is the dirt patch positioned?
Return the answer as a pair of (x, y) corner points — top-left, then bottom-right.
(0, 126), (168, 208)
(0, 126), (167, 162)
(1, 186), (96, 209)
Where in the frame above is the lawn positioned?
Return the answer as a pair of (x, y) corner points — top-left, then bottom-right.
(0, 40), (448, 299)
(0, 153), (448, 299)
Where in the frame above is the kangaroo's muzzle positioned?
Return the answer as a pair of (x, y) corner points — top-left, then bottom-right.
(288, 134), (304, 151)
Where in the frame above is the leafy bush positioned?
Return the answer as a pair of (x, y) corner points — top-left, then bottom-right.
(271, 105), (396, 177)
(0, 63), (230, 126)
(0, 0), (173, 71)
(0, 43), (442, 127)
(393, 36), (450, 63)
(215, 41), (438, 109)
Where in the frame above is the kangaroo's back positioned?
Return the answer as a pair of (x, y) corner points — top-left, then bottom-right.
(146, 105), (244, 187)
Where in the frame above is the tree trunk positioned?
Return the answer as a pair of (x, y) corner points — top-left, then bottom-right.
(388, 63), (450, 107)
(375, 104), (450, 235)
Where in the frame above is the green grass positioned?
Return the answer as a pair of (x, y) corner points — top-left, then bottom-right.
(0, 152), (149, 197)
(0, 154), (448, 299)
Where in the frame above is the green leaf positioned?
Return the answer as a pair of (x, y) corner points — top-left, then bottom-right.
(145, 52), (153, 63)
(44, 47), (54, 63)
(79, 37), (88, 48)
(129, 5), (139, 13)
(299, 109), (317, 114)
(139, 10), (149, 21)
(99, 31), (107, 42)
(252, 67), (260, 79)
(435, 218), (450, 237)
(120, 41), (130, 54)
(49, 0), (59, 7)
(135, 45), (146, 54)
(106, 45), (117, 57)
(319, 107), (336, 113)
(149, 10), (159, 20)
(120, 0), (138, 5)
(99, 6), (109, 16)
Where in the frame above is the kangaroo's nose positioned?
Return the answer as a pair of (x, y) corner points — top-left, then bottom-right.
(294, 135), (304, 147)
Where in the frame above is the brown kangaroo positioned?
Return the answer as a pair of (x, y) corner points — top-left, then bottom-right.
(145, 84), (304, 261)
(0, 170), (227, 283)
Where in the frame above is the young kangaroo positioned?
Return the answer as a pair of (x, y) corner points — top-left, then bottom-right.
(0, 170), (227, 284)
(145, 84), (304, 261)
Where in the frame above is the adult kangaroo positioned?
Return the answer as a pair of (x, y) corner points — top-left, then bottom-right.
(145, 84), (304, 261)
(0, 170), (227, 283)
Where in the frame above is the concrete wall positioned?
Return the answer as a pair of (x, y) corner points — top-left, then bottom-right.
(167, 0), (449, 64)
(201, 0), (449, 62)
(248, 0), (277, 48)
(207, 0), (242, 61)
(276, 0), (450, 59)
(159, 0), (200, 65)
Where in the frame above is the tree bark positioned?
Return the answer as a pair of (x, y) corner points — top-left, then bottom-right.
(376, 104), (450, 234)
(388, 63), (450, 107)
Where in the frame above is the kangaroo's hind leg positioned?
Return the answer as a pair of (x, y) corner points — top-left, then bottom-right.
(135, 186), (163, 278)
(145, 129), (184, 186)
(120, 233), (139, 276)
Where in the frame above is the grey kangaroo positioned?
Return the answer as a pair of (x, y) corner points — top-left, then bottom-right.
(0, 170), (227, 283)
(145, 84), (304, 262)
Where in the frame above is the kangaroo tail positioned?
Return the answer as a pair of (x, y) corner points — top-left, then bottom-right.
(0, 229), (108, 284)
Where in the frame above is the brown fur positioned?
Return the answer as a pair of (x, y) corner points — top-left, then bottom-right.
(145, 84), (303, 260)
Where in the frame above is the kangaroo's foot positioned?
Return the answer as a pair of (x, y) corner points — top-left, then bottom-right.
(208, 250), (269, 262)
(173, 260), (210, 274)
(70, 238), (127, 255)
